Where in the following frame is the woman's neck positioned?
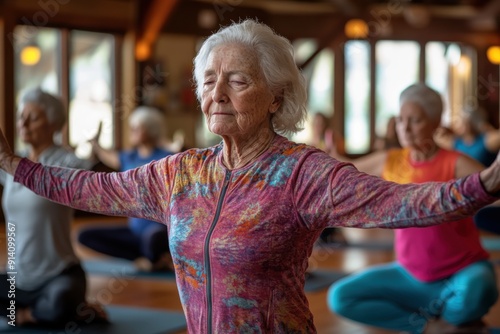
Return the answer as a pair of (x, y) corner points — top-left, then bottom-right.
(28, 142), (54, 162)
(222, 129), (275, 170)
(137, 144), (155, 158)
(409, 144), (439, 162)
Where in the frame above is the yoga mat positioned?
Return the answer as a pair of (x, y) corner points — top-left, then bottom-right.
(489, 329), (500, 334)
(0, 305), (186, 333)
(82, 259), (176, 280)
(304, 269), (348, 292)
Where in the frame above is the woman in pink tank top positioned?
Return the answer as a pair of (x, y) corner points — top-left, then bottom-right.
(329, 84), (498, 334)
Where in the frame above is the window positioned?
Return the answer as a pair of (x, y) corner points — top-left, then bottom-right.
(14, 26), (61, 150)
(69, 30), (115, 158)
(426, 42), (476, 127)
(13, 25), (117, 158)
(344, 40), (370, 154)
(293, 39), (334, 144)
(343, 38), (475, 155)
(375, 41), (419, 139)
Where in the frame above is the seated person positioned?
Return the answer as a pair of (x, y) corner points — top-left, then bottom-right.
(328, 84), (498, 334)
(435, 106), (500, 237)
(308, 112), (347, 245)
(0, 88), (105, 326)
(78, 106), (174, 271)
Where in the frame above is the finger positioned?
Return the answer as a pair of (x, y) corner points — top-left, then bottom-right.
(96, 121), (103, 139)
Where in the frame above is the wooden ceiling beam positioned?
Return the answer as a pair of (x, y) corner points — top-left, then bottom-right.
(135, 0), (179, 61)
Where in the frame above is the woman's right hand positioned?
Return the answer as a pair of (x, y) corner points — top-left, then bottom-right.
(0, 127), (20, 175)
(88, 121), (103, 147)
(480, 150), (500, 196)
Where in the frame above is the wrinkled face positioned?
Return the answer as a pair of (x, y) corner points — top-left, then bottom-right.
(17, 102), (54, 145)
(396, 101), (438, 150)
(200, 43), (280, 140)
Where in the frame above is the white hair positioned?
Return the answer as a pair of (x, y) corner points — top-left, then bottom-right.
(128, 106), (165, 141)
(19, 88), (66, 131)
(399, 83), (443, 125)
(193, 19), (308, 135)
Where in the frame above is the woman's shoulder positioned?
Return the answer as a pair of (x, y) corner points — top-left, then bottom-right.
(42, 146), (93, 169)
(170, 145), (221, 164)
(272, 135), (321, 156)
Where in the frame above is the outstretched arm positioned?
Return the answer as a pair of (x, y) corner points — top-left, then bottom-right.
(0, 127), (170, 223)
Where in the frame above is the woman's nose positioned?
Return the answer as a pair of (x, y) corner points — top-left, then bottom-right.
(212, 81), (228, 103)
(17, 117), (28, 128)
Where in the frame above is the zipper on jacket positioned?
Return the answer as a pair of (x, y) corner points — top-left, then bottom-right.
(205, 169), (231, 334)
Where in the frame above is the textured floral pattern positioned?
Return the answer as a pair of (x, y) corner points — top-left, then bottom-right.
(15, 135), (497, 333)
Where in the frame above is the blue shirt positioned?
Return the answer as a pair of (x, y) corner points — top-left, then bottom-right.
(119, 147), (173, 234)
(453, 134), (497, 167)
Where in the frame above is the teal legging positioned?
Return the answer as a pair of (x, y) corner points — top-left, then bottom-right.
(327, 261), (498, 334)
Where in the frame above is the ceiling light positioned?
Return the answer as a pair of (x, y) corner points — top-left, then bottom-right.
(344, 19), (368, 39)
(20, 45), (41, 66)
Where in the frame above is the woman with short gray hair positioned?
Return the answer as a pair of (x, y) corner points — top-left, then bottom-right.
(328, 83), (498, 334)
(0, 88), (105, 326)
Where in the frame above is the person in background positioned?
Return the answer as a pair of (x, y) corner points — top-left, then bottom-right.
(435, 106), (500, 237)
(0, 21), (499, 333)
(373, 115), (401, 151)
(78, 106), (174, 271)
(0, 88), (106, 326)
(328, 83), (498, 334)
(308, 112), (347, 245)
(434, 105), (500, 167)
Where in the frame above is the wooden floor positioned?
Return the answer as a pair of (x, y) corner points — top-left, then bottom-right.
(4, 217), (500, 333)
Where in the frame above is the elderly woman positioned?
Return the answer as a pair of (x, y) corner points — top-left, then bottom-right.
(78, 106), (173, 271)
(0, 88), (105, 326)
(435, 105), (500, 167)
(0, 22), (499, 333)
(328, 84), (498, 334)
(435, 106), (500, 241)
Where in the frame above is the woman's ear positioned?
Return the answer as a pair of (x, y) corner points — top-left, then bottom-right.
(269, 94), (283, 114)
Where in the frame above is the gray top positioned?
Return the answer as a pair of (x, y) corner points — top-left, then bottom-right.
(0, 146), (93, 290)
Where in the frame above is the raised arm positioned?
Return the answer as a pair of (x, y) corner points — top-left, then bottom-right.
(89, 122), (121, 170)
(0, 130), (20, 176)
(0, 127), (170, 222)
(485, 129), (500, 153)
(433, 126), (455, 150)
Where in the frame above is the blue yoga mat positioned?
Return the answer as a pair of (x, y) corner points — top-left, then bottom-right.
(490, 329), (500, 334)
(82, 259), (176, 280)
(0, 305), (186, 333)
(304, 269), (348, 292)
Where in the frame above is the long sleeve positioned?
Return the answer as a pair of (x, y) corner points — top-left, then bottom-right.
(294, 151), (498, 230)
(14, 158), (171, 223)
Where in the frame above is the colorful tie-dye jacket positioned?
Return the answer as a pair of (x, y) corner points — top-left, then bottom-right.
(14, 135), (497, 333)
